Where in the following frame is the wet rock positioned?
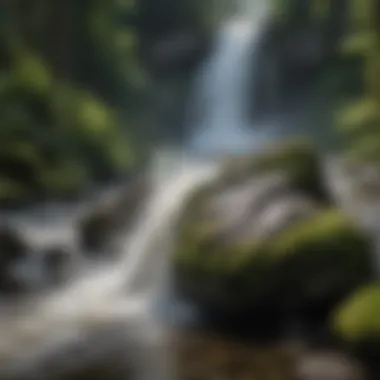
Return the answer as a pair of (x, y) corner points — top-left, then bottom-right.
(78, 176), (150, 255)
(0, 226), (31, 294)
(0, 225), (28, 260)
(78, 207), (116, 254)
(41, 246), (77, 286)
(249, 194), (317, 241)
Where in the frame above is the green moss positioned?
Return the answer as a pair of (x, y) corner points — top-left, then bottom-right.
(333, 284), (380, 343)
(174, 207), (372, 313)
(218, 139), (326, 201)
(268, 209), (372, 306)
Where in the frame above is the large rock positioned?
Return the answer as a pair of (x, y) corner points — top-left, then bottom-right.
(173, 141), (372, 321)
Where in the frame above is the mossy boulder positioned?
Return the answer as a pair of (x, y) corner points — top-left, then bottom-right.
(332, 284), (380, 364)
(218, 139), (328, 202)
(268, 209), (372, 312)
(174, 208), (372, 319)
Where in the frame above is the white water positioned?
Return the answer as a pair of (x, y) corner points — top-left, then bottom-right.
(0, 159), (220, 380)
(0, 1), (271, 379)
(188, 0), (271, 155)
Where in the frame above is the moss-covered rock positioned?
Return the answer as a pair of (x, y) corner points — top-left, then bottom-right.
(268, 209), (372, 311)
(174, 140), (371, 321)
(332, 283), (380, 363)
(174, 208), (372, 319)
(218, 139), (328, 202)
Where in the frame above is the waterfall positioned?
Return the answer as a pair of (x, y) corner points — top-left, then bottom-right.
(188, 0), (272, 155)
(0, 1), (272, 379)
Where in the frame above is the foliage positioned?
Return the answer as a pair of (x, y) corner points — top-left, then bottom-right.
(334, 0), (380, 161)
(0, 46), (138, 204)
(0, 0), (213, 205)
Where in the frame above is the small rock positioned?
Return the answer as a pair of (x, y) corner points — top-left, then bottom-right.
(78, 177), (149, 255)
(41, 246), (76, 286)
(0, 225), (30, 294)
(0, 225), (28, 261)
(296, 351), (363, 380)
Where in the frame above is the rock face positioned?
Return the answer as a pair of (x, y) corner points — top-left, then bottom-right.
(173, 140), (373, 322)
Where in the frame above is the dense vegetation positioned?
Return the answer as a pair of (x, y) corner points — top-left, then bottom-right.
(0, 0), (216, 205)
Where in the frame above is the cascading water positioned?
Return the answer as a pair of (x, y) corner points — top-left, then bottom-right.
(188, 0), (271, 155)
(0, 1), (271, 379)
(0, 158), (219, 380)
